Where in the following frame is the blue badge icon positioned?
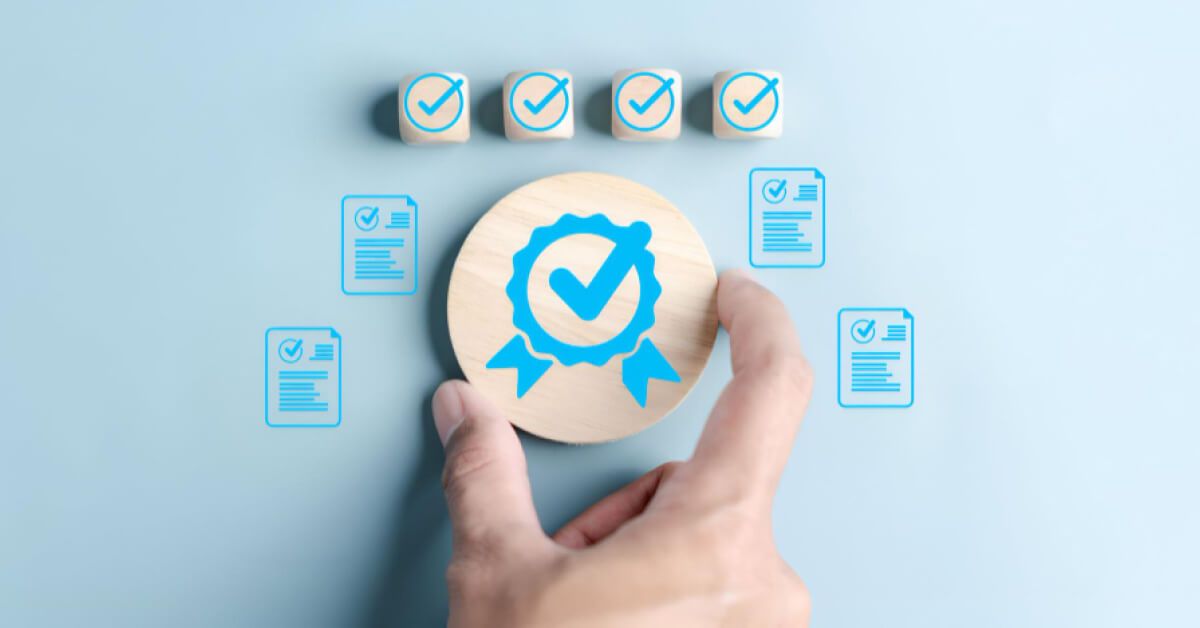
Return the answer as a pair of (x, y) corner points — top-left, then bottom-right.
(486, 214), (680, 407)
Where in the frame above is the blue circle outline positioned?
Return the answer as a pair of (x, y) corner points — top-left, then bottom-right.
(717, 71), (780, 132)
(507, 214), (660, 366)
(614, 71), (676, 132)
(278, 338), (302, 363)
(402, 72), (464, 133)
(851, 319), (876, 344)
(761, 180), (787, 204)
(508, 71), (570, 133)
(354, 205), (379, 231)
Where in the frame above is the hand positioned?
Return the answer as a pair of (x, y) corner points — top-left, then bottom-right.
(431, 270), (813, 627)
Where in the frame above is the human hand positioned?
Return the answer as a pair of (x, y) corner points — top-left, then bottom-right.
(431, 269), (813, 627)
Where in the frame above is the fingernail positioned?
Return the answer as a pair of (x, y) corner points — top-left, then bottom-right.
(431, 381), (467, 446)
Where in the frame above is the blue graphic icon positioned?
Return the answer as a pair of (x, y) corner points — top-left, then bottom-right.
(403, 72), (465, 133)
(838, 308), (914, 408)
(761, 178), (788, 204)
(265, 327), (342, 427)
(509, 72), (571, 132)
(278, 337), (303, 363)
(342, 195), (417, 295)
(850, 318), (876, 343)
(719, 71), (780, 132)
(486, 214), (679, 406)
(614, 71), (676, 132)
(354, 205), (380, 231)
(749, 168), (826, 268)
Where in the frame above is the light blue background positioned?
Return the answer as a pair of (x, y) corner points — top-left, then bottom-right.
(2, 1), (1197, 626)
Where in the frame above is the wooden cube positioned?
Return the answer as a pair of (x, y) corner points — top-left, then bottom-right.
(611, 68), (682, 141)
(398, 72), (470, 144)
(502, 69), (574, 141)
(712, 70), (783, 140)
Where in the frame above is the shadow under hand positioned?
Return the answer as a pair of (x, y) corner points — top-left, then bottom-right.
(360, 228), (472, 628)
(361, 396), (451, 628)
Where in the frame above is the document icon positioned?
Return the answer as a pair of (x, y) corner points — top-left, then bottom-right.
(342, 195), (418, 295)
(838, 308), (914, 408)
(749, 167), (826, 268)
(265, 327), (342, 427)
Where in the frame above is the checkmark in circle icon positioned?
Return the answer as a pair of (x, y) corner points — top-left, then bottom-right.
(762, 179), (788, 204)
(549, 221), (653, 321)
(851, 319), (876, 344)
(403, 73), (465, 133)
(510, 72), (570, 132)
(417, 78), (464, 116)
(615, 72), (676, 132)
(278, 338), (303, 363)
(355, 206), (380, 231)
(719, 71), (780, 132)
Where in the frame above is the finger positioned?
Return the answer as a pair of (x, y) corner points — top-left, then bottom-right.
(551, 462), (680, 549)
(433, 380), (544, 556)
(690, 270), (813, 497)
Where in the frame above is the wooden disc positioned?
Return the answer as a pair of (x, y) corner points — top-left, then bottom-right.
(447, 172), (718, 443)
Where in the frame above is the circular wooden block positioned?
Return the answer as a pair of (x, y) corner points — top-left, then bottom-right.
(448, 172), (718, 443)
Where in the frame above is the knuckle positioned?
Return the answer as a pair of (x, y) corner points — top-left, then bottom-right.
(445, 558), (483, 594)
(441, 442), (499, 497)
(454, 522), (512, 556)
(758, 354), (814, 398)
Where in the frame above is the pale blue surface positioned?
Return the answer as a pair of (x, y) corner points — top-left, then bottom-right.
(2, 1), (1198, 626)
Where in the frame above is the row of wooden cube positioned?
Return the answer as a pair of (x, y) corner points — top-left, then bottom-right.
(397, 69), (783, 144)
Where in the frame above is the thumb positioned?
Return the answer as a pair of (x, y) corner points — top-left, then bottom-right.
(432, 380), (544, 555)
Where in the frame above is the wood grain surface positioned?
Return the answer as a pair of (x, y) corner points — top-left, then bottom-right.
(447, 172), (718, 443)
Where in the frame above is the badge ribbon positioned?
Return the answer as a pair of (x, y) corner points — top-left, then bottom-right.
(486, 214), (680, 407)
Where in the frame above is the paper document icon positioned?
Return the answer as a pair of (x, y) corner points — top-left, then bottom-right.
(838, 308), (913, 408)
(749, 168), (825, 268)
(265, 327), (342, 427)
(342, 195), (418, 295)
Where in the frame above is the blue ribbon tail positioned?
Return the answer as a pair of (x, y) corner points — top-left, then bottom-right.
(621, 338), (681, 407)
(486, 336), (553, 398)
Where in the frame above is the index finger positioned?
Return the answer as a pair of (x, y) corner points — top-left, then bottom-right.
(688, 270), (813, 501)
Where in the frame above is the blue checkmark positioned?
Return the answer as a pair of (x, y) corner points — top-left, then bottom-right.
(733, 77), (779, 115)
(354, 206), (380, 231)
(510, 72), (571, 132)
(763, 179), (787, 204)
(418, 78), (464, 116)
(615, 72), (676, 132)
(628, 77), (674, 114)
(851, 319), (876, 344)
(548, 221), (652, 321)
(523, 77), (569, 115)
(719, 72), (781, 132)
(403, 73), (466, 133)
(278, 338), (303, 363)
